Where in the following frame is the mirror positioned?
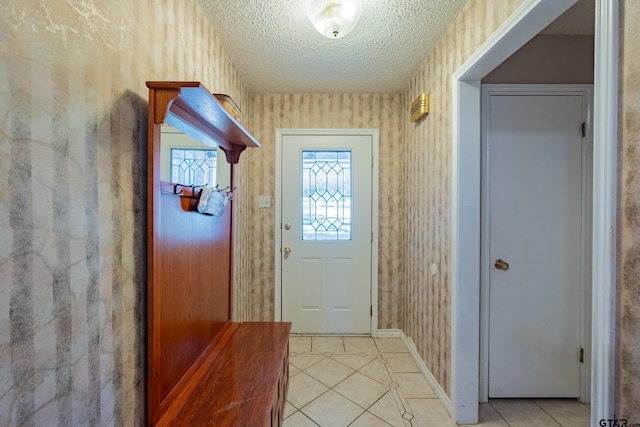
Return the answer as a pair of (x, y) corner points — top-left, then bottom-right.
(160, 124), (231, 190)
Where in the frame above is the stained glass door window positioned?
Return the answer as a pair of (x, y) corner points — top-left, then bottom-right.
(301, 150), (352, 240)
(171, 148), (217, 186)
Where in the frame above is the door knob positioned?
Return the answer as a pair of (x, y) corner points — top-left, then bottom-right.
(283, 247), (292, 255)
(284, 223), (291, 230)
(494, 259), (509, 271)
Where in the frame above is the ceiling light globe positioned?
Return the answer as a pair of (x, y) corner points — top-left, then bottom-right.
(308, 0), (363, 39)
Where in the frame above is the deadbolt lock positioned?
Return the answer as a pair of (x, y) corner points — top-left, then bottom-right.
(494, 259), (509, 271)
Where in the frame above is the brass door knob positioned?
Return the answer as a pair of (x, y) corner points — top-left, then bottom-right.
(494, 259), (509, 271)
(283, 247), (292, 255)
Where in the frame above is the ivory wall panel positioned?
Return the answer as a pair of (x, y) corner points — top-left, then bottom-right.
(0, 0), (248, 425)
(237, 93), (405, 329)
(403, 0), (526, 396)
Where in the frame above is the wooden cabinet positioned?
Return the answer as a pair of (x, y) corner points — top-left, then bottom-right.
(162, 323), (291, 426)
(146, 82), (290, 426)
(272, 347), (290, 427)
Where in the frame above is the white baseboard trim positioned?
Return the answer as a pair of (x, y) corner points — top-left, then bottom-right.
(376, 328), (402, 338)
(377, 329), (452, 417)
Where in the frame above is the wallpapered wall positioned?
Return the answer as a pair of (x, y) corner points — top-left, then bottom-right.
(403, 0), (525, 396)
(0, 0), (249, 425)
(2, 0), (640, 424)
(618, 0), (640, 420)
(236, 93), (405, 329)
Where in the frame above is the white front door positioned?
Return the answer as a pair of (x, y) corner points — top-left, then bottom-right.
(483, 87), (591, 398)
(280, 133), (373, 334)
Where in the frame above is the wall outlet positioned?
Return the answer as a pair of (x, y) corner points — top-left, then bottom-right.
(258, 195), (271, 209)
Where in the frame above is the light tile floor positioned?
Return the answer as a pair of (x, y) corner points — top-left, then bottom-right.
(284, 336), (591, 427)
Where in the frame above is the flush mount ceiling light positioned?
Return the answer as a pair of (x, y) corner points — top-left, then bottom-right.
(308, 0), (363, 39)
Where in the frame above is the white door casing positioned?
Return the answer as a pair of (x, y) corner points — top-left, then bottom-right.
(451, 0), (617, 424)
(275, 129), (379, 335)
(481, 86), (592, 399)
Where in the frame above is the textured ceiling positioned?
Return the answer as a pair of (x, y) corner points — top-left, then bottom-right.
(197, 0), (469, 94)
(197, 0), (594, 94)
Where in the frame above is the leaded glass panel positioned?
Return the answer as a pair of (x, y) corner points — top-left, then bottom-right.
(302, 150), (352, 241)
(171, 148), (217, 186)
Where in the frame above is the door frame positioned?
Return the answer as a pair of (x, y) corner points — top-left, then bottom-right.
(479, 84), (594, 402)
(274, 128), (380, 336)
(451, 0), (618, 424)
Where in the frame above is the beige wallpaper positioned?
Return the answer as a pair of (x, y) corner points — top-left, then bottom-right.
(0, 0), (248, 425)
(403, 0), (526, 396)
(617, 0), (640, 420)
(3, 0), (639, 424)
(237, 93), (405, 329)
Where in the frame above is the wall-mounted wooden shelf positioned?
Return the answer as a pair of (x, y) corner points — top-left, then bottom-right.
(146, 81), (260, 164)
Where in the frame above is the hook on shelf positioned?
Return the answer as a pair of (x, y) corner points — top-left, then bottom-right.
(172, 183), (205, 199)
(214, 185), (236, 197)
(170, 183), (235, 200)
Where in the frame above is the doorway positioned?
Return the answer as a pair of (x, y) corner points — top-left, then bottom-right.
(275, 129), (380, 334)
(480, 85), (593, 399)
(450, 0), (618, 423)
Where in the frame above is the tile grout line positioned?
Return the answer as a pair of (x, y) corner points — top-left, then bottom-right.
(532, 400), (565, 427)
(289, 337), (432, 427)
(293, 355), (374, 419)
(346, 411), (394, 427)
(487, 400), (514, 427)
(290, 358), (327, 373)
(297, 386), (367, 426)
(299, 409), (321, 427)
(310, 372), (399, 424)
(303, 355), (389, 411)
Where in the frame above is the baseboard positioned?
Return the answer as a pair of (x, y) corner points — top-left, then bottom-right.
(377, 329), (453, 417)
(376, 328), (402, 338)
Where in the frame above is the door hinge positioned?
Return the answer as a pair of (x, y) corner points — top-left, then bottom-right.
(370, 305), (373, 317)
(371, 231), (373, 243)
(581, 122), (586, 138)
(579, 347), (584, 363)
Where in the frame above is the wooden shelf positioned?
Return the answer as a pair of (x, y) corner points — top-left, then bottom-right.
(146, 81), (260, 163)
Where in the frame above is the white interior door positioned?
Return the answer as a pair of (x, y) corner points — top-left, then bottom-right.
(280, 133), (373, 334)
(484, 89), (589, 398)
